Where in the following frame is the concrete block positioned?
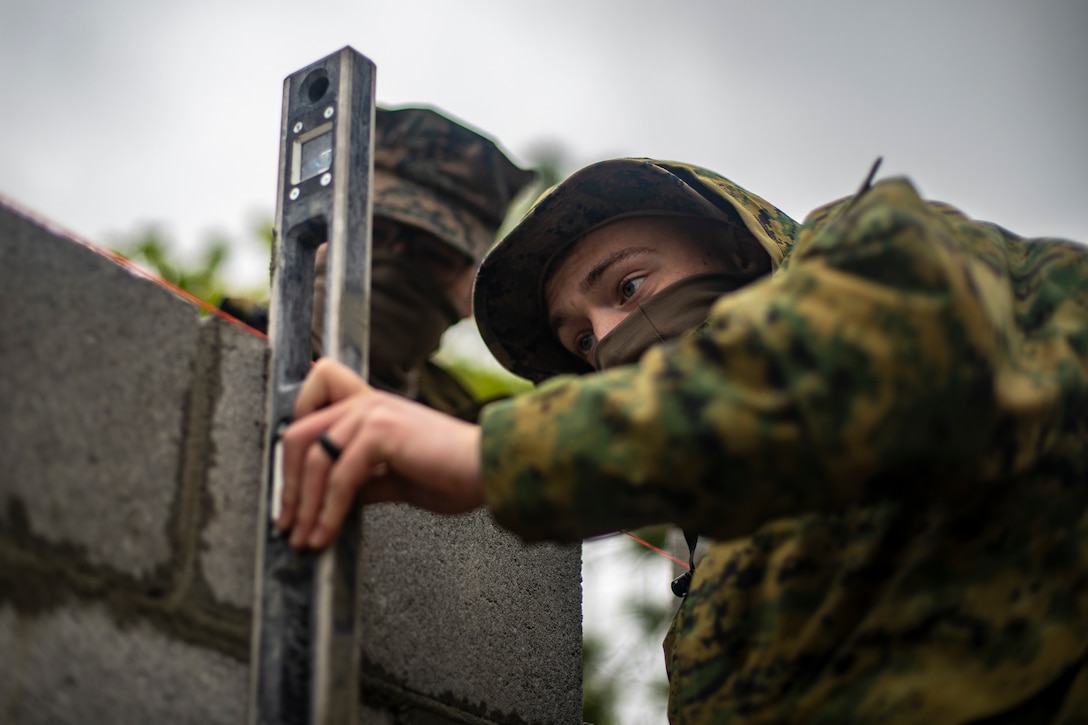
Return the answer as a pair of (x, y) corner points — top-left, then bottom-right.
(0, 602), (247, 724)
(0, 199), (583, 723)
(359, 705), (397, 724)
(0, 202), (199, 578)
(358, 506), (583, 724)
(200, 317), (267, 609)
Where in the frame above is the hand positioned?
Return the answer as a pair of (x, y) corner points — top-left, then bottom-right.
(277, 358), (484, 549)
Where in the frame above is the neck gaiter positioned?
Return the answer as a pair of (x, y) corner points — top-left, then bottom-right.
(367, 252), (461, 394)
(592, 273), (755, 370)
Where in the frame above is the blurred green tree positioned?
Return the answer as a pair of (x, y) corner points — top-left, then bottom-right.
(109, 218), (273, 307)
(107, 144), (678, 725)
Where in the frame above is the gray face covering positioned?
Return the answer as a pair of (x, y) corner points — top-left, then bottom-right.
(591, 273), (755, 371)
(311, 245), (461, 395)
(367, 252), (461, 394)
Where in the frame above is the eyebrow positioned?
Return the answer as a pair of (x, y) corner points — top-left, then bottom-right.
(548, 245), (655, 334)
(580, 246), (654, 293)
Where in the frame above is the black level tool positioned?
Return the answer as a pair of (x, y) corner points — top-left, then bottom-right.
(248, 46), (376, 725)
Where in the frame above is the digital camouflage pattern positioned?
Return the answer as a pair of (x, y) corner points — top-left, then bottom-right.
(373, 106), (536, 262)
(474, 159), (798, 382)
(308, 107), (535, 418)
(220, 110), (529, 415)
(477, 167), (1088, 722)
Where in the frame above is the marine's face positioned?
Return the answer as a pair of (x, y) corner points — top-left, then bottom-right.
(544, 216), (737, 363)
(373, 217), (476, 318)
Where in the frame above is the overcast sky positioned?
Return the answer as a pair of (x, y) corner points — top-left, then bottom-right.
(1, 0), (1085, 290)
(3, 5), (1084, 720)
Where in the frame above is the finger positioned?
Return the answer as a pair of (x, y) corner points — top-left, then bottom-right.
(289, 444), (329, 548)
(277, 402), (349, 532)
(291, 418), (359, 548)
(294, 358), (369, 419)
(307, 426), (384, 548)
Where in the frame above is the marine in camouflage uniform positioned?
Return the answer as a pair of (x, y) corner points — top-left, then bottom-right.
(472, 159), (1088, 723)
(225, 106), (535, 420)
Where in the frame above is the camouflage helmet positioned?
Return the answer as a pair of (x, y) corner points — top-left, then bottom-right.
(373, 106), (537, 262)
(473, 158), (798, 383)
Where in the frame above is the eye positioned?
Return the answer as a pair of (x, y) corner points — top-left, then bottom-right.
(575, 333), (596, 358)
(620, 275), (645, 301)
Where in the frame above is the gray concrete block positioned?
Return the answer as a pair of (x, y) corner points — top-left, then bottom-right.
(200, 317), (267, 609)
(359, 705), (397, 724)
(0, 199), (583, 723)
(359, 506), (583, 724)
(0, 602), (247, 724)
(0, 202), (199, 578)
(359, 700), (490, 725)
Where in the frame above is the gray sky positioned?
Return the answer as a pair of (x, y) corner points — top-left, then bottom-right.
(3, 5), (1084, 721)
(1, 0), (1086, 291)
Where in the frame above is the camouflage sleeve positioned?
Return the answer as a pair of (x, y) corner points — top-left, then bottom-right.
(479, 178), (1086, 542)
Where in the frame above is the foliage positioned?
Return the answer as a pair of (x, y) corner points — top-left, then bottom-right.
(112, 225), (229, 304)
(443, 358), (534, 400)
(583, 634), (620, 724)
(109, 219), (273, 307)
(105, 145), (677, 725)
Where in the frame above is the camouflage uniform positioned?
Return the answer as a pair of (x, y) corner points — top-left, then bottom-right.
(228, 106), (535, 420)
(472, 159), (1088, 722)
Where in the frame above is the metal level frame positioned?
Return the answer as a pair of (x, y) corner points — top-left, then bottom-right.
(248, 46), (376, 725)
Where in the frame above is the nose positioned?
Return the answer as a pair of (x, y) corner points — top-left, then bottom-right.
(588, 308), (630, 346)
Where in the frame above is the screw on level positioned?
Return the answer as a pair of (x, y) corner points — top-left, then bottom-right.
(323, 106), (334, 119)
(289, 188), (300, 200)
(292, 121), (303, 133)
(320, 173), (332, 186)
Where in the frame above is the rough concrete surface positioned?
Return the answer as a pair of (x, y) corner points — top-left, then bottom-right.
(0, 602), (247, 725)
(0, 198), (584, 724)
(359, 506), (583, 724)
(0, 202), (199, 579)
(200, 316), (268, 609)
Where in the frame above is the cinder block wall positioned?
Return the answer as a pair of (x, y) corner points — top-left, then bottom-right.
(0, 200), (582, 724)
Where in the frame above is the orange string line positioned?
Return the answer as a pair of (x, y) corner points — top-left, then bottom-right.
(1, 193), (268, 341)
(620, 530), (689, 569)
(6, 195), (697, 571)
